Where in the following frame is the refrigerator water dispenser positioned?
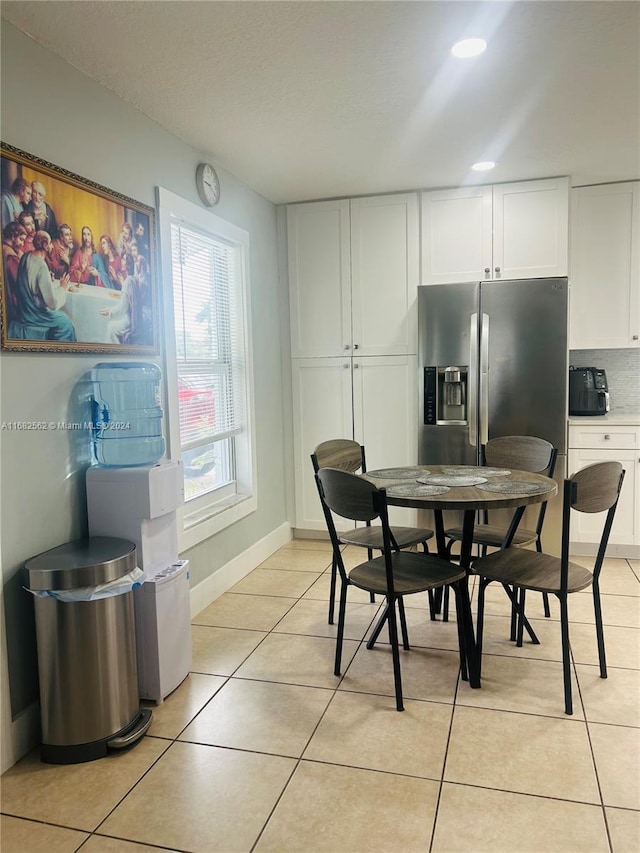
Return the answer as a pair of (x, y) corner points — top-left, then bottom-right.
(424, 366), (468, 425)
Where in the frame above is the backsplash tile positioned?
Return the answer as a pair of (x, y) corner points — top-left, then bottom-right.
(570, 349), (640, 414)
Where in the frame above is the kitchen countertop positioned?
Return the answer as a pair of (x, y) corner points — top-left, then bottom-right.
(568, 414), (640, 426)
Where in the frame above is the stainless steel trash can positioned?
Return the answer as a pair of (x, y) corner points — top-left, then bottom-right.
(24, 537), (152, 764)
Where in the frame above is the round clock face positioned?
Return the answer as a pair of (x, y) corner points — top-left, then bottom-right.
(196, 163), (220, 206)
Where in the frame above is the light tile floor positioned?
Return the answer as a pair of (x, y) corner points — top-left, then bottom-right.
(2, 544), (639, 852)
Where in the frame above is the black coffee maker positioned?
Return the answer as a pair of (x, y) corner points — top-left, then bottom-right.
(569, 366), (610, 416)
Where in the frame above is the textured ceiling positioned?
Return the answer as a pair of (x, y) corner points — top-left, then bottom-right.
(2, 0), (639, 203)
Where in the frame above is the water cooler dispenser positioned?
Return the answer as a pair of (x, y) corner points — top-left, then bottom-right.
(86, 461), (192, 703)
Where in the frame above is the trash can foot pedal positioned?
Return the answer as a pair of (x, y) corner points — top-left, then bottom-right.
(107, 708), (152, 749)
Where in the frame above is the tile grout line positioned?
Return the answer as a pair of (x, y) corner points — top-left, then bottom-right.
(573, 644), (615, 853)
(248, 560), (382, 852)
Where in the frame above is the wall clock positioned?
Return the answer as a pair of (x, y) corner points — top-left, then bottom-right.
(195, 162), (220, 207)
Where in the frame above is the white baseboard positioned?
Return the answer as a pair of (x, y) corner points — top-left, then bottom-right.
(570, 542), (640, 560)
(292, 529), (330, 541)
(1, 701), (40, 774)
(189, 521), (292, 618)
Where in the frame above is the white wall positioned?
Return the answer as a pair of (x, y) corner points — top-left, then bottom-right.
(0, 22), (290, 768)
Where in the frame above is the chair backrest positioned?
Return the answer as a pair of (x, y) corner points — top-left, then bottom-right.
(483, 435), (556, 475)
(481, 435), (558, 536)
(570, 461), (625, 514)
(311, 439), (365, 474)
(561, 461), (625, 585)
(316, 467), (380, 523)
(316, 467), (395, 590)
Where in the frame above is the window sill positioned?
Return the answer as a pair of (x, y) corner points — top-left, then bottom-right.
(179, 492), (257, 552)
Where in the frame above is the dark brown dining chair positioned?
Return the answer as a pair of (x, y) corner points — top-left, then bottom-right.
(316, 466), (478, 710)
(443, 435), (558, 624)
(472, 461), (625, 715)
(311, 439), (434, 624)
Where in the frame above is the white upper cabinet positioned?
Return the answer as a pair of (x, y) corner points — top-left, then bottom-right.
(288, 194), (419, 358)
(492, 179), (569, 279)
(421, 177), (569, 284)
(351, 195), (418, 356)
(421, 186), (493, 284)
(569, 181), (640, 349)
(287, 199), (351, 358)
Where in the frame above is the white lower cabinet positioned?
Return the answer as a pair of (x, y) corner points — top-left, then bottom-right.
(292, 356), (418, 532)
(568, 424), (640, 557)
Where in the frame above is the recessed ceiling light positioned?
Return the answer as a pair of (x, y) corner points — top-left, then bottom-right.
(451, 38), (487, 58)
(471, 161), (497, 172)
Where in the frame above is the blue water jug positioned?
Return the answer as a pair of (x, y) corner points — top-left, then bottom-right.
(90, 362), (165, 467)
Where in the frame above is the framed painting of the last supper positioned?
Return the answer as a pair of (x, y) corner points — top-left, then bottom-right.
(1, 142), (158, 354)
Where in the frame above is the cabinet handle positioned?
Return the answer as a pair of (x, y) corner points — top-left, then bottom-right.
(353, 343), (359, 350)
(484, 267), (491, 277)
(343, 363), (349, 369)
(494, 266), (501, 277)
(344, 344), (350, 350)
(633, 334), (639, 340)
(353, 363), (359, 369)
(604, 434), (611, 440)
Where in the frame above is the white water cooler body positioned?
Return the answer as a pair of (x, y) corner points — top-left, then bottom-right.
(86, 462), (191, 703)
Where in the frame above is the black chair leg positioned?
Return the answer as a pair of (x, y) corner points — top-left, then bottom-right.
(367, 548), (376, 603)
(509, 584), (518, 641)
(442, 585), (450, 622)
(334, 581), (349, 676)
(536, 538), (551, 618)
(327, 554), (338, 625)
(592, 580), (608, 679)
(516, 588), (526, 648)
(452, 585), (468, 682)
(502, 583), (540, 645)
(432, 586), (444, 616)
(367, 601), (388, 650)
(453, 579), (480, 688)
(425, 542), (438, 621)
(476, 578), (489, 678)
(427, 590), (437, 621)
(559, 594), (573, 715)
(398, 597), (410, 650)
(386, 598), (404, 711)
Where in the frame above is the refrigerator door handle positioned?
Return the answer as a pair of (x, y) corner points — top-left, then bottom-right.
(480, 313), (489, 445)
(468, 313), (478, 447)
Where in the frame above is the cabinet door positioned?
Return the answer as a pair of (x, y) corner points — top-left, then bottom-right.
(352, 355), (418, 527)
(421, 186), (492, 284)
(568, 448), (637, 546)
(288, 200), (351, 357)
(569, 182), (640, 349)
(351, 194), (419, 355)
(493, 178), (569, 280)
(292, 358), (353, 531)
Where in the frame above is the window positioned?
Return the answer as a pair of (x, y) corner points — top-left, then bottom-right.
(158, 189), (256, 549)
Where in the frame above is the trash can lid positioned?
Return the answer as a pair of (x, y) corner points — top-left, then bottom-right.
(24, 537), (137, 591)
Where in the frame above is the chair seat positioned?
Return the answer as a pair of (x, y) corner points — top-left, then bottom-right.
(339, 525), (433, 550)
(445, 524), (537, 549)
(472, 548), (594, 594)
(350, 551), (465, 596)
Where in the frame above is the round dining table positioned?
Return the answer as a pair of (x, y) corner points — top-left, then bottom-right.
(363, 463), (558, 687)
(364, 463), (558, 566)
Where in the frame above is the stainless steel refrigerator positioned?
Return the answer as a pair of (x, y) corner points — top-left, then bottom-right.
(418, 278), (568, 553)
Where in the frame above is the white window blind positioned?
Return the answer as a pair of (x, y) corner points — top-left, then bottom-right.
(170, 220), (244, 452)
